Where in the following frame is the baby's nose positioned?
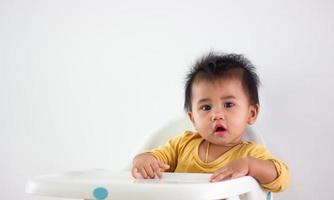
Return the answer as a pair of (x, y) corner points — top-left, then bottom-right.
(211, 112), (225, 121)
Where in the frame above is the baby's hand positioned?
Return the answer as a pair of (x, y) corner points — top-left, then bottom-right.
(132, 153), (170, 179)
(210, 157), (250, 182)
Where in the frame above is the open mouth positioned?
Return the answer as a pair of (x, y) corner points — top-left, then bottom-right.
(215, 126), (226, 132)
(214, 125), (227, 136)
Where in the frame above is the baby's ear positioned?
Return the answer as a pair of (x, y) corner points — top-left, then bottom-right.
(247, 104), (259, 125)
(187, 112), (196, 125)
(188, 112), (196, 129)
(187, 112), (198, 131)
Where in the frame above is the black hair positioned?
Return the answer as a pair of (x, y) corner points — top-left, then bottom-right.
(184, 52), (260, 112)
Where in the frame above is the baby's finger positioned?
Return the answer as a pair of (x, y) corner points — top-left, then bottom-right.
(231, 170), (244, 179)
(211, 168), (228, 180)
(151, 163), (162, 178)
(138, 167), (148, 179)
(158, 161), (170, 170)
(144, 165), (155, 178)
(131, 167), (142, 179)
(210, 169), (233, 182)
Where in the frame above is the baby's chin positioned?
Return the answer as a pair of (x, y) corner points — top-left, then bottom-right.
(207, 135), (243, 146)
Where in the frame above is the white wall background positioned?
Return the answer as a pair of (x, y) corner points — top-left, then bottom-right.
(1, 0), (334, 199)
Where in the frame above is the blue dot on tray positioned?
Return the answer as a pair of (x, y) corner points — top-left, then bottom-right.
(93, 187), (108, 200)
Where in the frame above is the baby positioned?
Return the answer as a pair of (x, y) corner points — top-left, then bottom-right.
(132, 53), (290, 192)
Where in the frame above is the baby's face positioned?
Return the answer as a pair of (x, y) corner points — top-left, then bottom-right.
(188, 78), (258, 146)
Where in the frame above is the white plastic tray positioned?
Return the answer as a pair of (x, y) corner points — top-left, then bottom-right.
(26, 169), (264, 200)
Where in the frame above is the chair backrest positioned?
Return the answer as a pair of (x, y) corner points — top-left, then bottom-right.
(138, 116), (266, 152)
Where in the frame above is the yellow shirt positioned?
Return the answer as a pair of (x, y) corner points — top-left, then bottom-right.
(149, 131), (290, 192)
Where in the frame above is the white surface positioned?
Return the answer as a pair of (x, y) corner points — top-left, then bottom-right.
(1, 1), (334, 200)
(26, 169), (265, 200)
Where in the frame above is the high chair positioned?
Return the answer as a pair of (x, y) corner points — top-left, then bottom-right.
(26, 116), (272, 200)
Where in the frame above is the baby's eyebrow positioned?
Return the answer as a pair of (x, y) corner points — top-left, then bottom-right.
(196, 96), (237, 104)
(197, 98), (211, 104)
(221, 95), (236, 100)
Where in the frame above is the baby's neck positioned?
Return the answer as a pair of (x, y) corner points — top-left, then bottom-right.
(204, 140), (242, 162)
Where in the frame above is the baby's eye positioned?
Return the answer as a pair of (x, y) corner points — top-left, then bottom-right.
(201, 105), (211, 111)
(224, 102), (234, 108)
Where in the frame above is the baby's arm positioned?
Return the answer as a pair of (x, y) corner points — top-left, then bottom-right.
(210, 157), (277, 184)
(132, 132), (194, 179)
(132, 153), (170, 179)
(210, 143), (290, 192)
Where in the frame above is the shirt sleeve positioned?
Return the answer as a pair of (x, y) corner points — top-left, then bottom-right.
(248, 143), (290, 192)
(148, 132), (192, 172)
